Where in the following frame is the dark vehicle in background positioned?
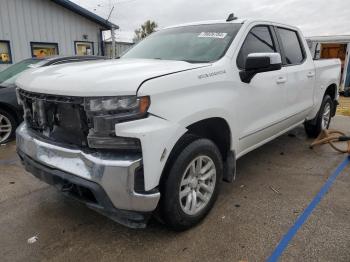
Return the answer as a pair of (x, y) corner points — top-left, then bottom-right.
(0, 56), (106, 144)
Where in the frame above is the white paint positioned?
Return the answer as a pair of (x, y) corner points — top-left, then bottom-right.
(16, 58), (210, 96)
(248, 53), (282, 64)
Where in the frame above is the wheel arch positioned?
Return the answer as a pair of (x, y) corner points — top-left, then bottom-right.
(185, 117), (231, 160)
(159, 117), (233, 188)
(324, 83), (338, 116)
(324, 83), (337, 100)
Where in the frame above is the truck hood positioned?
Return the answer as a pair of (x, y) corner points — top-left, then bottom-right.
(16, 58), (210, 96)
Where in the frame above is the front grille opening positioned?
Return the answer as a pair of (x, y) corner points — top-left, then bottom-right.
(61, 181), (97, 204)
(18, 89), (90, 148)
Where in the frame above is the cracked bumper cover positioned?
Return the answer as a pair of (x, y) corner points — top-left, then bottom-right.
(16, 123), (160, 225)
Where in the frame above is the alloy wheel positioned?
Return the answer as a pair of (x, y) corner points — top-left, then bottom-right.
(0, 114), (12, 143)
(179, 155), (216, 215)
(321, 102), (331, 129)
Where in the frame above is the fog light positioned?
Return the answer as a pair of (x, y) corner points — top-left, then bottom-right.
(87, 134), (141, 150)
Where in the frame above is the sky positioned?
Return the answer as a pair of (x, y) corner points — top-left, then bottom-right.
(72, 0), (350, 42)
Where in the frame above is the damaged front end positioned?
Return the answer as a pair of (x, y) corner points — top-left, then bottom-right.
(16, 89), (160, 228)
(17, 89), (150, 151)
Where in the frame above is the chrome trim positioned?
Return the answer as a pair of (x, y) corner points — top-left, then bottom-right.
(16, 123), (160, 212)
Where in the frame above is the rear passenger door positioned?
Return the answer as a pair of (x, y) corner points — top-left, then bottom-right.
(275, 27), (315, 123)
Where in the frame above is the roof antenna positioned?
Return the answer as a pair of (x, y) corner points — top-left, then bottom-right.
(226, 13), (237, 22)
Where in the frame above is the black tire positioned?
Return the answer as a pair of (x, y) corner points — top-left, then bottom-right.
(304, 95), (333, 138)
(0, 109), (17, 144)
(159, 136), (223, 231)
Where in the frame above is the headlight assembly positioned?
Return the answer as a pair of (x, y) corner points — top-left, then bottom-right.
(85, 96), (150, 114)
(84, 96), (150, 150)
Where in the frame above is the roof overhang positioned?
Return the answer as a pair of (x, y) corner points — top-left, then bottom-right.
(306, 35), (350, 43)
(51, 0), (119, 30)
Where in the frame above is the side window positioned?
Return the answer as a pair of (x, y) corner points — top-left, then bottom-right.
(237, 26), (276, 69)
(277, 27), (304, 65)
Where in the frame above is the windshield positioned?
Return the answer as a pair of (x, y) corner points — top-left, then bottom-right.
(122, 23), (242, 63)
(0, 58), (41, 87)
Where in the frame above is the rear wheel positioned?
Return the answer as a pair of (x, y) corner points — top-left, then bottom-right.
(304, 95), (333, 138)
(0, 109), (17, 144)
(159, 137), (223, 231)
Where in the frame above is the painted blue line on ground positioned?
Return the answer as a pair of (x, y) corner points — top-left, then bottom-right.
(267, 156), (350, 262)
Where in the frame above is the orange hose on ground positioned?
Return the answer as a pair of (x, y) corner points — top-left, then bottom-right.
(310, 129), (350, 154)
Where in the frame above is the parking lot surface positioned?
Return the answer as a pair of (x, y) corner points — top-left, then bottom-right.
(0, 116), (349, 262)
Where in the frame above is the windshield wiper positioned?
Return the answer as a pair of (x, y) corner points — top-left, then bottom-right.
(183, 59), (207, 64)
(150, 58), (207, 63)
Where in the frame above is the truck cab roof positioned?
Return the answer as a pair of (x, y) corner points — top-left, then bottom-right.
(164, 18), (300, 32)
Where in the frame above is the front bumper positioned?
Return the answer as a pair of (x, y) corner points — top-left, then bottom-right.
(16, 123), (160, 227)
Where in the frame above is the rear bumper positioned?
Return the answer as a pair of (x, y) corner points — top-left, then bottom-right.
(16, 123), (160, 226)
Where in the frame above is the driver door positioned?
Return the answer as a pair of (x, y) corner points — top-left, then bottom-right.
(235, 25), (288, 154)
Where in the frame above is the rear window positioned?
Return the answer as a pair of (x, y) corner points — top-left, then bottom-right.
(277, 27), (305, 65)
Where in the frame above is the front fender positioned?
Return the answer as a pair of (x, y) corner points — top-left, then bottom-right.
(128, 62), (239, 189)
(115, 116), (187, 191)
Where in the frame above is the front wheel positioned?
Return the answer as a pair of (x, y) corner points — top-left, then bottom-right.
(304, 95), (333, 138)
(159, 137), (223, 231)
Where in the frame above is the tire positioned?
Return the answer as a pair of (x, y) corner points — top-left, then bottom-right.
(0, 109), (17, 144)
(159, 136), (223, 231)
(304, 95), (333, 138)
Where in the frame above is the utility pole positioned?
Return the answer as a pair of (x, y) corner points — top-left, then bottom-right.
(107, 6), (116, 58)
(111, 25), (116, 58)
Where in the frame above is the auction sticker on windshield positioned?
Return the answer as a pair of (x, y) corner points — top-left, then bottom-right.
(198, 32), (228, 38)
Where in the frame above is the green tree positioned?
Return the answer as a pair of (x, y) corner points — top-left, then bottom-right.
(134, 20), (158, 42)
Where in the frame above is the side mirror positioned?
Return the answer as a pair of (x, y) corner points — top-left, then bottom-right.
(239, 53), (282, 83)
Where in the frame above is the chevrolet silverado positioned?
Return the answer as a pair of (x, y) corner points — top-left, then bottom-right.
(15, 17), (341, 230)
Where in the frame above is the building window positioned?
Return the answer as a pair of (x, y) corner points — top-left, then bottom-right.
(75, 41), (94, 55)
(0, 41), (12, 64)
(30, 42), (59, 58)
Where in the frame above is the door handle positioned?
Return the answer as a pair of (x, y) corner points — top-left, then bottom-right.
(307, 72), (315, 78)
(276, 76), (287, 84)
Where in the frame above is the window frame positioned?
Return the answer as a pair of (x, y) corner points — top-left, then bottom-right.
(273, 26), (306, 67)
(74, 41), (94, 56)
(236, 25), (281, 70)
(0, 40), (13, 64)
(30, 41), (59, 58)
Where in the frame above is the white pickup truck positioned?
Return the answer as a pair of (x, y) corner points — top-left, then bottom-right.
(16, 17), (340, 230)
